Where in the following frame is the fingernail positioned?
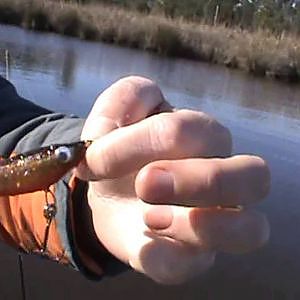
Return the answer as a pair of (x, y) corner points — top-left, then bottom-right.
(146, 168), (174, 203)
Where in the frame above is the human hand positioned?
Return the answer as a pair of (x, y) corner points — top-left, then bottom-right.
(76, 76), (270, 284)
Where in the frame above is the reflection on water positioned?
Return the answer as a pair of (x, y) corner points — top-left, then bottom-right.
(0, 26), (299, 111)
(1, 24), (300, 298)
(1, 24), (300, 144)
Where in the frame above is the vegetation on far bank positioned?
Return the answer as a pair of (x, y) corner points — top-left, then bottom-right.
(1, 0), (300, 82)
(73, 0), (300, 36)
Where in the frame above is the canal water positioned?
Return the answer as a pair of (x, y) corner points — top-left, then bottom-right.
(1, 24), (300, 299)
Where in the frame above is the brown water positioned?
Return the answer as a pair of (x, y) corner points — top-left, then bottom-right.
(1, 24), (300, 299)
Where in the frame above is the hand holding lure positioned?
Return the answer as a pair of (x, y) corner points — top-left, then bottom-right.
(0, 141), (91, 196)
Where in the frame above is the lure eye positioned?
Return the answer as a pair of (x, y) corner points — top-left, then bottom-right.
(54, 146), (72, 163)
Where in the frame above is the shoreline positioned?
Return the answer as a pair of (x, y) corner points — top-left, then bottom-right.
(1, 0), (300, 83)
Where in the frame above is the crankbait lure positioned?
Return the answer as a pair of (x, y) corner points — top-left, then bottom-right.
(0, 141), (91, 196)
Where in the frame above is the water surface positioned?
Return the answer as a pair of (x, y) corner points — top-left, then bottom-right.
(1, 24), (300, 299)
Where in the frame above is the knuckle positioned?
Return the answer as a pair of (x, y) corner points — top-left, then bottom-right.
(149, 110), (233, 158)
(207, 119), (233, 156)
(219, 125), (233, 155)
(150, 116), (186, 154)
(177, 109), (233, 156)
(161, 117), (188, 150)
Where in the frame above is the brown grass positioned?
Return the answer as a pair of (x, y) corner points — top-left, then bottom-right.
(1, 0), (300, 82)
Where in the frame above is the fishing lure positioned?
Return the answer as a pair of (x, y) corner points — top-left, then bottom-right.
(0, 141), (91, 196)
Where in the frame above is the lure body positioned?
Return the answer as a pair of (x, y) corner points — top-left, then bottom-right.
(0, 141), (90, 196)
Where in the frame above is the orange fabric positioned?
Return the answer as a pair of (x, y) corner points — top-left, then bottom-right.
(0, 186), (70, 265)
(67, 175), (104, 276)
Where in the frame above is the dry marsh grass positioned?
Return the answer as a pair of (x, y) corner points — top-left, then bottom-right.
(1, 0), (300, 82)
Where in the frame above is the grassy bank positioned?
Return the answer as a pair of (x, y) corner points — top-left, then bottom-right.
(1, 0), (300, 82)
